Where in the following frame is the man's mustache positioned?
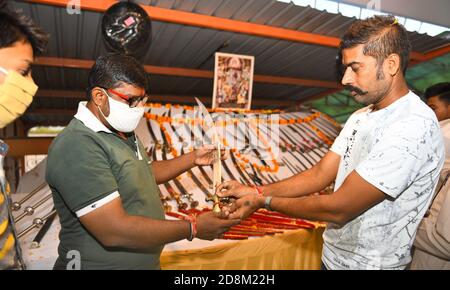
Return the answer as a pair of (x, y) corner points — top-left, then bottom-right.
(345, 85), (368, 96)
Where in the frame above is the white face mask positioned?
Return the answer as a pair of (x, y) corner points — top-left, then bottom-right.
(98, 89), (145, 133)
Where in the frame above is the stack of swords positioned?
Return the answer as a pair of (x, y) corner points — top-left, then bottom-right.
(167, 208), (316, 240)
(10, 182), (57, 248)
(144, 101), (338, 239)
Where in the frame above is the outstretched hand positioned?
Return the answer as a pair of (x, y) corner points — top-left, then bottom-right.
(221, 193), (264, 220)
(196, 211), (241, 240)
(215, 180), (256, 199)
(217, 180), (264, 220)
(193, 145), (229, 166)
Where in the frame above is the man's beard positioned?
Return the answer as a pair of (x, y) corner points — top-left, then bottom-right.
(345, 64), (389, 106)
(345, 85), (388, 106)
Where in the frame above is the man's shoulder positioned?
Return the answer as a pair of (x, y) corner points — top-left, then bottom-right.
(340, 105), (372, 129)
(386, 93), (438, 130)
(384, 113), (438, 139)
(403, 91), (437, 120)
(48, 119), (102, 156)
(46, 119), (111, 182)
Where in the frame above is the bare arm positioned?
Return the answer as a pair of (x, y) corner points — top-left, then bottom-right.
(151, 147), (228, 184)
(80, 197), (240, 249)
(224, 170), (386, 226)
(217, 151), (341, 199)
(267, 170), (386, 225)
(261, 151), (341, 198)
(151, 152), (195, 184)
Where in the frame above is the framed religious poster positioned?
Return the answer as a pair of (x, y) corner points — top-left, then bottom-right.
(212, 52), (254, 110)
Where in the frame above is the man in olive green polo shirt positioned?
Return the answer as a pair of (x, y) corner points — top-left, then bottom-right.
(46, 54), (239, 270)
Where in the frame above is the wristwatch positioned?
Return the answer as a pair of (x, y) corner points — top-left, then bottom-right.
(264, 196), (273, 211)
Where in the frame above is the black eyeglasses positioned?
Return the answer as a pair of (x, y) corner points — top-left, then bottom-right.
(103, 88), (149, 108)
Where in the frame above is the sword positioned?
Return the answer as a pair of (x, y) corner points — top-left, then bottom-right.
(195, 97), (222, 213)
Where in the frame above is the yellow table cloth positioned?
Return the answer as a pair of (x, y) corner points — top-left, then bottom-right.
(161, 227), (324, 270)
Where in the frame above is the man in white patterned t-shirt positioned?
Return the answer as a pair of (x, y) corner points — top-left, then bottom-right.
(217, 15), (444, 270)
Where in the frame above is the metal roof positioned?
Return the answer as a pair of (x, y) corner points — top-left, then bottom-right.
(9, 0), (450, 127)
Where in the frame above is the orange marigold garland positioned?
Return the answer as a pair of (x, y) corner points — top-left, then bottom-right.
(306, 123), (334, 147)
(159, 123), (179, 157)
(146, 104), (334, 164)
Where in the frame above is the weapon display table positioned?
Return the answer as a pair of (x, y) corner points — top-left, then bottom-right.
(17, 213), (324, 270)
(12, 162), (326, 270)
(12, 156), (326, 270)
(161, 227), (324, 270)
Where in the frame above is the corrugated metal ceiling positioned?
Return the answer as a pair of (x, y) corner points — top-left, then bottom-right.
(9, 0), (450, 127)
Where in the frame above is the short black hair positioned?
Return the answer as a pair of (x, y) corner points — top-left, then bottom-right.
(87, 53), (148, 100)
(0, 1), (49, 55)
(339, 15), (411, 76)
(424, 82), (450, 104)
